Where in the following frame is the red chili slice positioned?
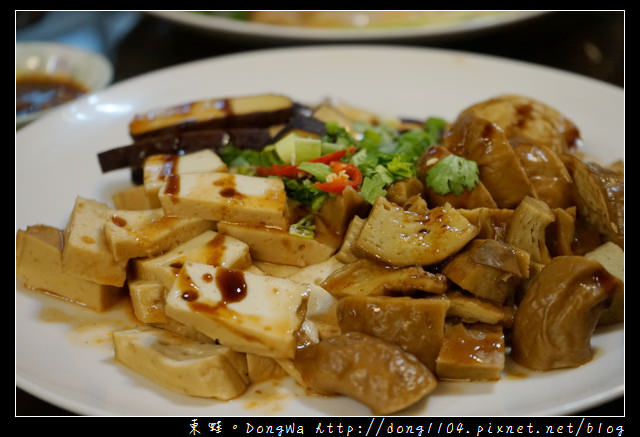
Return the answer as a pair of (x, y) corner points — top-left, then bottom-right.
(313, 162), (363, 193)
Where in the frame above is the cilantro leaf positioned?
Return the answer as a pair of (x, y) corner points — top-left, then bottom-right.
(425, 155), (480, 196)
(360, 173), (389, 204)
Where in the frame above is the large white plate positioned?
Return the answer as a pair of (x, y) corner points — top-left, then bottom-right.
(147, 11), (547, 42)
(15, 45), (624, 417)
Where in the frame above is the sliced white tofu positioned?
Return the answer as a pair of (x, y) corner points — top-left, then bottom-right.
(158, 172), (288, 228)
(143, 149), (227, 199)
(217, 221), (337, 267)
(16, 224), (123, 312)
(103, 208), (214, 261)
(132, 230), (252, 290)
(128, 280), (167, 324)
(61, 197), (128, 287)
(164, 261), (309, 359)
(112, 326), (248, 400)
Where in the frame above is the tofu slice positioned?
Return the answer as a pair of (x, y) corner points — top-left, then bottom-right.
(164, 261), (309, 359)
(287, 257), (343, 328)
(132, 230), (252, 290)
(217, 221), (337, 267)
(158, 172), (288, 228)
(143, 149), (227, 200)
(61, 197), (128, 287)
(112, 184), (161, 210)
(103, 208), (214, 261)
(16, 225), (123, 312)
(113, 326), (249, 400)
(128, 280), (167, 324)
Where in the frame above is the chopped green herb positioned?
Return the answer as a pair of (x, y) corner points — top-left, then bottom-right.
(283, 178), (329, 211)
(289, 215), (316, 239)
(425, 154), (480, 196)
(218, 144), (282, 171)
(296, 161), (332, 181)
(360, 173), (389, 204)
(322, 121), (357, 147)
(424, 117), (447, 143)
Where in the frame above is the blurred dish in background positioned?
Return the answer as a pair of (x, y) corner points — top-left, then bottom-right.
(147, 10), (547, 42)
(16, 42), (113, 128)
(221, 10), (514, 29)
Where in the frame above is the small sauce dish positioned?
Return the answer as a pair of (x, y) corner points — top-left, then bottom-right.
(16, 42), (113, 128)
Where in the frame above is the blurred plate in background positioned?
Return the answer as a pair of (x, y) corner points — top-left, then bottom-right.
(147, 11), (548, 43)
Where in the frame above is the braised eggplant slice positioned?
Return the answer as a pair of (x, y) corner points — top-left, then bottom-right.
(511, 256), (621, 370)
(270, 113), (327, 142)
(294, 332), (437, 415)
(128, 94), (295, 140)
(98, 128), (274, 175)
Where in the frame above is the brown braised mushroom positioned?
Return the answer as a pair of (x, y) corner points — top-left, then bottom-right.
(316, 185), (369, 239)
(336, 295), (450, 372)
(563, 154), (624, 249)
(416, 146), (497, 209)
(457, 94), (581, 155)
(385, 177), (425, 206)
(435, 322), (506, 381)
(442, 239), (530, 304)
(458, 207), (514, 241)
(511, 256), (622, 370)
(321, 258), (448, 298)
(293, 331), (438, 415)
(443, 112), (536, 208)
(505, 196), (556, 264)
(512, 143), (575, 209)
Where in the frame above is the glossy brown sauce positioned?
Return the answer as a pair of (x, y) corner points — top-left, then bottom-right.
(178, 267), (247, 306)
(206, 233), (227, 266)
(214, 174), (244, 200)
(160, 154), (179, 179)
(442, 325), (504, 365)
(164, 174), (180, 200)
(181, 290), (199, 301)
(216, 268), (247, 304)
(16, 73), (88, 116)
(111, 215), (127, 227)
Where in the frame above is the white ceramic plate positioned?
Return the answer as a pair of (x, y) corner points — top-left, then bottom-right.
(15, 45), (624, 417)
(147, 11), (547, 42)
